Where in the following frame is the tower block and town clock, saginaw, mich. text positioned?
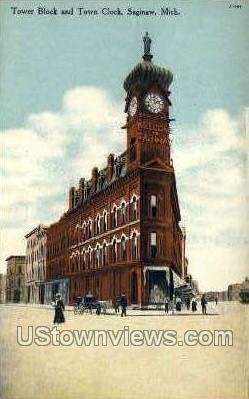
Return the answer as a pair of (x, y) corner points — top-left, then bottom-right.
(45, 34), (186, 305)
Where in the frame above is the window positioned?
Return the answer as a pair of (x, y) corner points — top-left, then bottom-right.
(131, 196), (137, 220)
(82, 251), (86, 269)
(103, 212), (107, 232)
(103, 243), (107, 266)
(121, 202), (126, 224)
(121, 236), (126, 260)
(112, 206), (118, 228)
(83, 224), (86, 241)
(150, 195), (157, 218)
(130, 137), (136, 161)
(112, 239), (117, 263)
(88, 220), (92, 238)
(150, 232), (157, 258)
(96, 245), (100, 268)
(96, 216), (100, 235)
(132, 233), (138, 259)
(88, 248), (92, 268)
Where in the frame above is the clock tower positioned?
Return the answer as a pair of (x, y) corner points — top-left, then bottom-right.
(123, 32), (173, 170)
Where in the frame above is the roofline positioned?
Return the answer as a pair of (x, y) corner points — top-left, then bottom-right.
(25, 224), (48, 238)
(5, 255), (26, 262)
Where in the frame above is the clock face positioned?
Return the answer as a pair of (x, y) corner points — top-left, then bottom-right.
(145, 93), (164, 114)
(128, 96), (137, 116)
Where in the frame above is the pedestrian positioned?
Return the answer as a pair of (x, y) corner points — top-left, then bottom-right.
(201, 294), (207, 315)
(176, 297), (182, 311)
(164, 298), (169, 313)
(120, 293), (128, 317)
(114, 296), (120, 313)
(215, 297), (218, 306)
(186, 297), (190, 310)
(191, 298), (197, 312)
(53, 293), (65, 324)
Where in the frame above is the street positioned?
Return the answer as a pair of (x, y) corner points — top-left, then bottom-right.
(0, 302), (248, 399)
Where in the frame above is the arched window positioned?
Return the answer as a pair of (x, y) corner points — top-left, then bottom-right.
(96, 215), (100, 235)
(131, 196), (137, 221)
(83, 224), (86, 241)
(82, 250), (86, 269)
(121, 236), (126, 260)
(132, 233), (138, 259)
(112, 206), (118, 228)
(112, 239), (117, 263)
(103, 212), (107, 232)
(150, 195), (157, 218)
(88, 220), (92, 238)
(121, 202), (126, 224)
(88, 248), (92, 268)
(150, 232), (157, 258)
(96, 245), (100, 268)
(103, 243), (107, 266)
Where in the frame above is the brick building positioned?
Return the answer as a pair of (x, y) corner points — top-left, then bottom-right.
(5, 256), (25, 303)
(25, 225), (47, 304)
(46, 36), (185, 305)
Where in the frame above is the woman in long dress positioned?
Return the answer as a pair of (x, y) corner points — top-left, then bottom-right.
(53, 293), (65, 324)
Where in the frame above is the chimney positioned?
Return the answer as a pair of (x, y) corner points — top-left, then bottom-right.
(107, 153), (114, 182)
(91, 167), (98, 192)
(79, 178), (85, 202)
(69, 186), (76, 209)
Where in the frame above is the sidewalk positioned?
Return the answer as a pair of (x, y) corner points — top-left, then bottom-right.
(1, 302), (219, 316)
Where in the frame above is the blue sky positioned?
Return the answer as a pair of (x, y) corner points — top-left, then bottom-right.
(1, 0), (248, 290)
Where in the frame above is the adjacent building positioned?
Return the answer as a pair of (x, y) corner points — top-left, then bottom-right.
(5, 256), (25, 302)
(25, 225), (47, 304)
(228, 277), (249, 301)
(46, 35), (185, 305)
(0, 273), (6, 303)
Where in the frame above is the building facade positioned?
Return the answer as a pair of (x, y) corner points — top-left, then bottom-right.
(46, 36), (185, 305)
(228, 277), (249, 301)
(5, 256), (25, 303)
(25, 225), (47, 304)
(0, 273), (6, 303)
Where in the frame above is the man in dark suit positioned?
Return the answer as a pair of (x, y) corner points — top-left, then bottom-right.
(120, 293), (128, 317)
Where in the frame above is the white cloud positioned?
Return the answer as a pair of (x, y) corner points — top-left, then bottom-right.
(0, 86), (124, 272)
(1, 89), (248, 292)
(173, 108), (249, 290)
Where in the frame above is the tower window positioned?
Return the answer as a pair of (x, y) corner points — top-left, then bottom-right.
(150, 195), (157, 218)
(150, 232), (157, 258)
(130, 138), (136, 161)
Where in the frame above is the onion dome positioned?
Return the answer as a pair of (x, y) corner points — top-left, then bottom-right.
(124, 33), (173, 93)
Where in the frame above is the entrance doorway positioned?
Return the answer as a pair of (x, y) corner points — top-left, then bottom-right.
(131, 272), (138, 304)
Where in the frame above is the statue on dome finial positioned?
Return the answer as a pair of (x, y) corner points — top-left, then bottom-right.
(143, 32), (153, 61)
